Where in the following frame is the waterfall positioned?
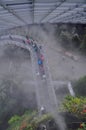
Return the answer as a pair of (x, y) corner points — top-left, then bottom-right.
(68, 82), (75, 97)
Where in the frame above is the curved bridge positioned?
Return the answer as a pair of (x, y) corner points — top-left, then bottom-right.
(0, 35), (57, 111)
(0, 34), (66, 130)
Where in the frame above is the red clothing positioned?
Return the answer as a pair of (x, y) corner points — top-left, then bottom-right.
(40, 54), (44, 61)
(83, 109), (86, 113)
(26, 39), (30, 44)
(80, 123), (83, 128)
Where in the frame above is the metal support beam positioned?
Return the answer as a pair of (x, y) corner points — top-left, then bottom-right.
(32, 0), (34, 23)
(0, 16), (21, 26)
(51, 5), (81, 21)
(59, 12), (86, 24)
(40, 0), (66, 22)
(0, 1), (27, 25)
(50, 3), (83, 23)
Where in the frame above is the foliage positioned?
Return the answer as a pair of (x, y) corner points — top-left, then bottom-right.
(80, 34), (86, 52)
(60, 31), (72, 48)
(8, 115), (21, 125)
(58, 25), (86, 52)
(78, 123), (86, 130)
(7, 110), (52, 130)
(0, 79), (32, 130)
(62, 95), (86, 120)
(73, 76), (86, 97)
(33, 113), (52, 124)
(72, 33), (81, 47)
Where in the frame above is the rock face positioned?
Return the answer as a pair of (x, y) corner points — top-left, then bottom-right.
(61, 112), (81, 130)
(37, 119), (58, 130)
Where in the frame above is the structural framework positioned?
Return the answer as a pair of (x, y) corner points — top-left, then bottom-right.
(0, 0), (86, 31)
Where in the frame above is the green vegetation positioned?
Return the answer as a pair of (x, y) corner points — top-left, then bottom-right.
(7, 111), (52, 130)
(0, 79), (35, 130)
(61, 75), (86, 130)
(0, 25), (86, 130)
(0, 74), (85, 129)
(62, 95), (86, 121)
(78, 123), (86, 130)
(60, 31), (72, 48)
(57, 24), (86, 52)
(73, 76), (86, 97)
(8, 115), (21, 125)
(80, 34), (86, 52)
(72, 33), (81, 47)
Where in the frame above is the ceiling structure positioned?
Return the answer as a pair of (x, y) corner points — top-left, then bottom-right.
(0, 0), (86, 31)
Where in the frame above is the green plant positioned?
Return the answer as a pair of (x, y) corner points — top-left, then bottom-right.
(8, 115), (21, 125)
(78, 123), (86, 130)
(80, 34), (86, 51)
(73, 76), (86, 97)
(7, 110), (53, 130)
(62, 95), (86, 120)
(72, 33), (81, 47)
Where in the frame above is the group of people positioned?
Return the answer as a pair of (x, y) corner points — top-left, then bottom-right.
(8, 35), (46, 117)
(8, 34), (46, 79)
(26, 36), (46, 79)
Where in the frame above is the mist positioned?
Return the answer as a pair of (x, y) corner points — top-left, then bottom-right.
(0, 24), (86, 130)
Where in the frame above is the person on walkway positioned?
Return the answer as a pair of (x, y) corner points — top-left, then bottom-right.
(40, 106), (46, 114)
(26, 39), (31, 45)
(38, 59), (43, 65)
(22, 39), (26, 44)
(40, 54), (44, 61)
(9, 34), (13, 40)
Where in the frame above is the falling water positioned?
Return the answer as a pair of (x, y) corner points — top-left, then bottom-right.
(68, 82), (75, 97)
